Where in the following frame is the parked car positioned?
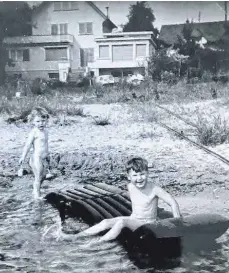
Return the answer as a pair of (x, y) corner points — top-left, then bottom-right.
(95, 75), (115, 86)
(126, 73), (144, 86)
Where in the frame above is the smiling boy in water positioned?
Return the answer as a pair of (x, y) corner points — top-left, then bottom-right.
(19, 107), (52, 199)
(78, 157), (181, 242)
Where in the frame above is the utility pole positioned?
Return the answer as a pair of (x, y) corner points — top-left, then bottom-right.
(225, 1), (227, 21)
(198, 11), (201, 22)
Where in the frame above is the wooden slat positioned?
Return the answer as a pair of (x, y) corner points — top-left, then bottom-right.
(103, 196), (131, 216)
(83, 198), (114, 219)
(95, 198), (123, 217)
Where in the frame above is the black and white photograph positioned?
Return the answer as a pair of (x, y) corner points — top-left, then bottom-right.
(0, 1), (229, 272)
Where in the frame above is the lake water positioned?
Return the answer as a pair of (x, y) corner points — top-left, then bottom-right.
(1, 175), (229, 273)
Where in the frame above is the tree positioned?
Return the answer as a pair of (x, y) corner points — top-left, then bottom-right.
(0, 2), (32, 85)
(175, 19), (197, 58)
(123, 1), (158, 36)
(147, 48), (188, 81)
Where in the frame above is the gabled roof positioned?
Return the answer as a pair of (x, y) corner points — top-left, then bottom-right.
(33, 1), (112, 22)
(159, 21), (229, 45)
(87, 1), (106, 20)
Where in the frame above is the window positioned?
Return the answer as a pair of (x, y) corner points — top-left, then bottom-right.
(9, 49), (30, 61)
(10, 50), (17, 61)
(79, 22), (93, 35)
(23, 49), (30, 61)
(111, 70), (122, 77)
(62, 1), (69, 10)
(60, 24), (68, 35)
(51, 24), (68, 35)
(123, 70), (133, 76)
(80, 48), (94, 67)
(54, 1), (78, 11)
(99, 45), (109, 59)
(54, 2), (61, 11)
(71, 2), (78, 10)
(112, 45), (133, 61)
(49, 73), (59, 79)
(45, 47), (68, 61)
(136, 44), (146, 57)
(51, 24), (58, 35)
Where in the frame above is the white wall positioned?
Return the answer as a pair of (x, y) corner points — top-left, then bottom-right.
(6, 1), (106, 79)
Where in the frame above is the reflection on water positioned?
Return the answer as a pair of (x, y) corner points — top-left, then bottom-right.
(0, 176), (229, 273)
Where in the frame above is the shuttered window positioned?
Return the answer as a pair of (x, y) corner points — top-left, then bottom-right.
(53, 2), (61, 11)
(23, 49), (30, 61)
(51, 24), (58, 35)
(60, 24), (68, 34)
(112, 45), (133, 61)
(51, 24), (68, 35)
(99, 45), (109, 58)
(136, 44), (146, 57)
(63, 1), (70, 11)
(45, 47), (68, 61)
(16, 50), (23, 61)
(80, 48), (94, 67)
(9, 49), (30, 61)
(71, 2), (78, 10)
(54, 2), (78, 11)
(79, 22), (93, 35)
(10, 50), (16, 61)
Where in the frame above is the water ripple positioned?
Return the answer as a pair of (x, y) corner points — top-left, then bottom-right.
(0, 176), (229, 272)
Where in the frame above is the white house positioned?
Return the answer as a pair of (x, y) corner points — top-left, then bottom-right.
(3, 1), (156, 81)
(89, 31), (156, 77)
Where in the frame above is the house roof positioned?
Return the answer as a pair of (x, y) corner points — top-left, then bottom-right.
(159, 21), (229, 45)
(87, 1), (107, 20)
(33, 1), (114, 24)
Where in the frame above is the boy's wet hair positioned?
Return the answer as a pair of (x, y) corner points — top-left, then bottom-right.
(28, 107), (49, 122)
(126, 157), (148, 173)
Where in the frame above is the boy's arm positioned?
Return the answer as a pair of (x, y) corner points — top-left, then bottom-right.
(19, 130), (35, 163)
(151, 186), (181, 218)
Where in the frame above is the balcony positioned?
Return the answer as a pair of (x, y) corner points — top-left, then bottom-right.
(90, 58), (148, 69)
(3, 34), (74, 46)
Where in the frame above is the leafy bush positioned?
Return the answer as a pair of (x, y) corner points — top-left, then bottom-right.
(195, 113), (229, 146)
(92, 115), (111, 126)
(31, 78), (48, 95)
(148, 49), (182, 81)
(66, 106), (86, 117)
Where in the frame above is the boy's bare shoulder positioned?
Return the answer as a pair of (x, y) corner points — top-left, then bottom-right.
(152, 185), (167, 194)
(153, 185), (163, 190)
(127, 183), (132, 191)
(27, 128), (36, 138)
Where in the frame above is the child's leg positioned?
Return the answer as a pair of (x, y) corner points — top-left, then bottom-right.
(78, 217), (124, 237)
(101, 217), (142, 242)
(29, 157), (46, 199)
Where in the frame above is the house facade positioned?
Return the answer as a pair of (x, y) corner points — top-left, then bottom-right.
(89, 31), (156, 77)
(3, 1), (116, 80)
(3, 1), (156, 81)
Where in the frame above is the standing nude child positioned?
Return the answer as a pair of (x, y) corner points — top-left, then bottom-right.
(19, 107), (51, 199)
(77, 157), (182, 242)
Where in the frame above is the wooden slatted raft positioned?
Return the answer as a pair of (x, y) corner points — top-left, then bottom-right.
(45, 183), (229, 270)
(45, 183), (173, 226)
(46, 183), (133, 224)
(45, 183), (180, 269)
